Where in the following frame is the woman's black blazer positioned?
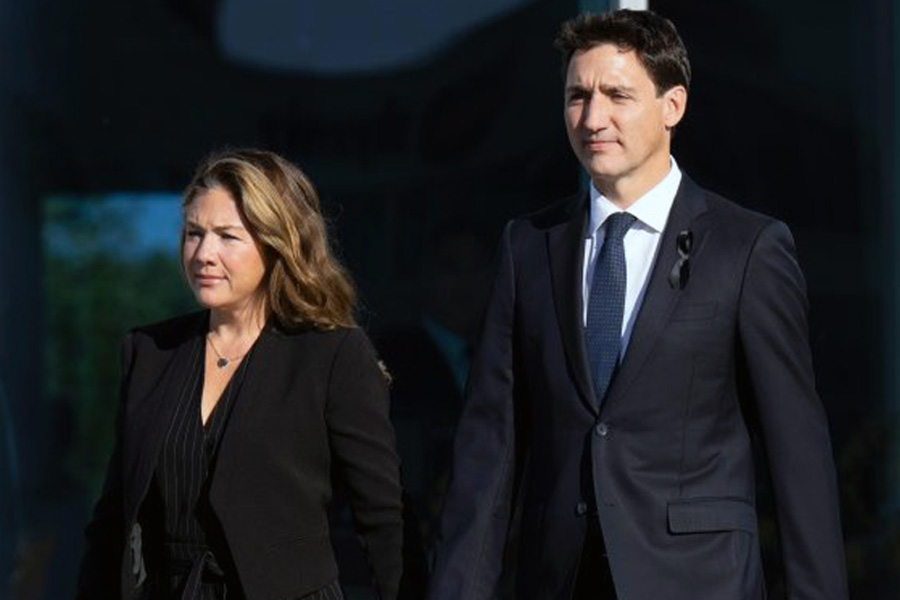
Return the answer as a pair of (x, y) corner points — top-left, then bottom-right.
(76, 311), (406, 600)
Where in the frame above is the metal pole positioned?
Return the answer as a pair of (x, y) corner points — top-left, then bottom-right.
(614, 0), (649, 10)
(889, 0), (900, 515)
(577, 1), (648, 14)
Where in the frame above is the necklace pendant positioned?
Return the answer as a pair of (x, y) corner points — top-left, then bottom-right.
(216, 357), (229, 369)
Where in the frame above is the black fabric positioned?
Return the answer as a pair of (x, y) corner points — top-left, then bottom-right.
(572, 520), (616, 599)
(429, 176), (848, 600)
(152, 337), (249, 599)
(76, 315), (415, 600)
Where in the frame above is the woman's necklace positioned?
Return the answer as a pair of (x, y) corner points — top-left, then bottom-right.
(206, 334), (249, 369)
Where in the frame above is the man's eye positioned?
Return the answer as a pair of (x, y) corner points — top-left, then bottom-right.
(185, 230), (202, 238)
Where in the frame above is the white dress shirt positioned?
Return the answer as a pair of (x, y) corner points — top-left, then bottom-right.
(582, 159), (682, 356)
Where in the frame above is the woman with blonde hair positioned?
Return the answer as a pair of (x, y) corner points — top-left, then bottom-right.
(77, 149), (407, 599)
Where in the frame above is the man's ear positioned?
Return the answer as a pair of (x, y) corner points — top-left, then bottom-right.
(662, 85), (688, 130)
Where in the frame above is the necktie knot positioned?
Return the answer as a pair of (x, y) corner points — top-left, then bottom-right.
(604, 212), (636, 242)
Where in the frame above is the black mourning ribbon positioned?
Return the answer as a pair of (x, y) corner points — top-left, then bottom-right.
(668, 230), (692, 289)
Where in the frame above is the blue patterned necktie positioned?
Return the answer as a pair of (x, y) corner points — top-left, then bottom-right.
(586, 212), (636, 405)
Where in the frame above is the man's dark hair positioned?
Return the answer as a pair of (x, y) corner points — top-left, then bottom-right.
(554, 10), (691, 95)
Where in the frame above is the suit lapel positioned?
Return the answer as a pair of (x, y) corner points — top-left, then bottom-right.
(123, 313), (206, 521)
(547, 192), (597, 413)
(208, 322), (279, 519)
(602, 176), (708, 411)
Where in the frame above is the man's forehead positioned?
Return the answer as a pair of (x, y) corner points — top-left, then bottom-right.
(566, 44), (648, 85)
(575, 41), (634, 57)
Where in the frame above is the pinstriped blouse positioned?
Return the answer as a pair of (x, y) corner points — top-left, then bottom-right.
(152, 337), (344, 600)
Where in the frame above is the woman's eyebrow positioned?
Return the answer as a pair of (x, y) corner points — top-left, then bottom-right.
(182, 220), (246, 232)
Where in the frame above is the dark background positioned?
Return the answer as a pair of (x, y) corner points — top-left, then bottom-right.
(0, 0), (897, 598)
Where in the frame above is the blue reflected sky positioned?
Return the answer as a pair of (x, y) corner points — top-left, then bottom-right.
(113, 193), (183, 254)
(44, 193), (183, 259)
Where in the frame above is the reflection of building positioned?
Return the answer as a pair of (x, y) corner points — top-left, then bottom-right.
(378, 222), (492, 547)
(380, 319), (469, 546)
(0, 0), (898, 596)
(215, 0), (544, 73)
(0, 95), (41, 597)
(13, 400), (89, 600)
(0, 380), (19, 590)
(3, 4), (575, 597)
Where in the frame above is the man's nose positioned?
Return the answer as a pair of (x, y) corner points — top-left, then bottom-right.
(582, 95), (610, 132)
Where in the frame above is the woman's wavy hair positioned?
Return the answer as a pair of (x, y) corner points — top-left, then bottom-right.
(182, 148), (357, 330)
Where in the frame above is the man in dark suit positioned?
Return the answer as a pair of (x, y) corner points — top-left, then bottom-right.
(428, 10), (847, 600)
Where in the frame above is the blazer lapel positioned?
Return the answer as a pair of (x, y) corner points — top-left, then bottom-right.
(123, 313), (206, 521)
(602, 175), (708, 411)
(208, 322), (280, 519)
(547, 192), (597, 413)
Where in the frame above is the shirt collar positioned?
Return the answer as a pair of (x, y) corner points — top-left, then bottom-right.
(587, 157), (682, 238)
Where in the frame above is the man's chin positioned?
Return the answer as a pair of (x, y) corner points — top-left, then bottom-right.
(585, 164), (624, 186)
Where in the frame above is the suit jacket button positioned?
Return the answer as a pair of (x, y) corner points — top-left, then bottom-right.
(594, 422), (609, 437)
(575, 501), (588, 516)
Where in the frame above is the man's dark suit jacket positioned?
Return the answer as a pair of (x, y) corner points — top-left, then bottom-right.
(76, 311), (406, 600)
(429, 175), (848, 600)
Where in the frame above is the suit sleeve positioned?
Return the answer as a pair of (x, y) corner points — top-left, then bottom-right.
(429, 221), (519, 600)
(326, 328), (407, 600)
(75, 331), (136, 599)
(737, 221), (849, 600)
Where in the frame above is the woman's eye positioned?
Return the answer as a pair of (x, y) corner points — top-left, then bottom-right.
(185, 230), (202, 239)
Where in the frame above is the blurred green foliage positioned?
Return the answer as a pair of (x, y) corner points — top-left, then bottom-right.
(43, 197), (194, 496)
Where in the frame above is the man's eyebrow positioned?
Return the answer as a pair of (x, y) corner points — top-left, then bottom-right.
(565, 83), (638, 96)
(565, 83), (590, 95)
(600, 84), (637, 95)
